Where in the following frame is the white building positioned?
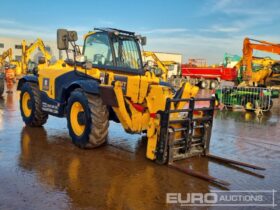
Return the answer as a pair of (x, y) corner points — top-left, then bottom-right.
(143, 51), (182, 77)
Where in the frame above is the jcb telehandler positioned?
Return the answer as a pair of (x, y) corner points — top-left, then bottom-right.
(18, 28), (264, 187)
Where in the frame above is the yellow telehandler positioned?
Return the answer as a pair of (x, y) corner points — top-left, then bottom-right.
(17, 28), (264, 186)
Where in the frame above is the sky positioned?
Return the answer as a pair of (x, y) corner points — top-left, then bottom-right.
(0, 0), (280, 63)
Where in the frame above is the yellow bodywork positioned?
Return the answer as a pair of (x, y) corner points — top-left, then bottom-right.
(237, 56), (276, 86)
(0, 48), (13, 67)
(36, 30), (200, 161)
(38, 57), (199, 160)
(250, 57), (275, 83)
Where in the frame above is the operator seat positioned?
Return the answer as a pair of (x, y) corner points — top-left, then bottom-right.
(93, 54), (105, 65)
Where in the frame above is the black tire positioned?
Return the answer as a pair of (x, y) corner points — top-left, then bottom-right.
(20, 83), (48, 126)
(272, 63), (280, 74)
(0, 78), (4, 96)
(263, 98), (273, 111)
(66, 90), (109, 149)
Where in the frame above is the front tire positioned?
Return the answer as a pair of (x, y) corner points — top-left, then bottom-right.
(66, 90), (109, 149)
(20, 83), (48, 126)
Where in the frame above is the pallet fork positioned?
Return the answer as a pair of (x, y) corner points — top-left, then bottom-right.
(156, 97), (265, 188)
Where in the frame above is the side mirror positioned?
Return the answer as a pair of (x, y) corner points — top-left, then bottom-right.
(38, 56), (46, 64)
(141, 36), (147, 46)
(68, 31), (78, 42)
(57, 29), (69, 50)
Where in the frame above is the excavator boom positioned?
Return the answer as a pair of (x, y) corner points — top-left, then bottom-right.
(242, 37), (280, 83)
(0, 48), (13, 66)
(143, 51), (169, 81)
(21, 38), (52, 74)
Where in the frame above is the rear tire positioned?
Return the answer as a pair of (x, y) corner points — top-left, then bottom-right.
(66, 90), (109, 149)
(20, 83), (48, 126)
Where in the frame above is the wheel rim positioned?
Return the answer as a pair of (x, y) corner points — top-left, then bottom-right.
(245, 102), (254, 110)
(215, 99), (219, 107)
(211, 82), (217, 89)
(22, 92), (32, 117)
(70, 102), (85, 136)
(201, 81), (206, 88)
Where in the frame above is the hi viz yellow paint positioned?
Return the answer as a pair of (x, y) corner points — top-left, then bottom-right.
(70, 102), (85, 136)
(22, 92), (32, 117)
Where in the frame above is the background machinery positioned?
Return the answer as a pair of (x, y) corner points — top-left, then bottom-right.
(0, 48), (13, 95)
(180, 59), (237, 89)
(223, 53), (241, 68)
(20, 38), (53, 75)
(161, 60), (180, 78)
(12, 38), (53, 76)
(240, 37), (280, 86)
(142, 53), (238, 90)
(142, 51), (181, 85)
(215, 38), (280, 112)
(0, 48), (13, 66)
(17, 28), (264, 186)
(0, 38), (52, 95)
(142, 51), (169, 81)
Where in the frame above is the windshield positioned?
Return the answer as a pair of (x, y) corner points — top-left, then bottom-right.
(84, 32), (142, 70)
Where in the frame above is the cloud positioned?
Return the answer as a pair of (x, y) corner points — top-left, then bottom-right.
(0, 19), (57, 40)
(144, 34), (240, 63)
(0, 19), (17, 25)
(0, 20), (92, 41)
(0, 27), (55, 40)
(211, 0), (233, 11)
(145, 32), (280, 64)
(200, 14), (275, 36)
(206, 0), (280, 17)
(141, 28), (189, 35)
(201, 25), (240, 33)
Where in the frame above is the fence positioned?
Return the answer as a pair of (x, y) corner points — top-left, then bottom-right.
(217, 86), (279, 112)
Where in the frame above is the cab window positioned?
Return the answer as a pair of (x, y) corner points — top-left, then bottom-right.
(84, 33), (113, 66)
(112, 36), (142, 70)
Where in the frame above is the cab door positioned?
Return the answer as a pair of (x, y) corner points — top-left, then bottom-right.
(83, 32), (144, 103)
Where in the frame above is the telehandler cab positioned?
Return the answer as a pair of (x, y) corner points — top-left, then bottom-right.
(18, 28), (264, 186)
